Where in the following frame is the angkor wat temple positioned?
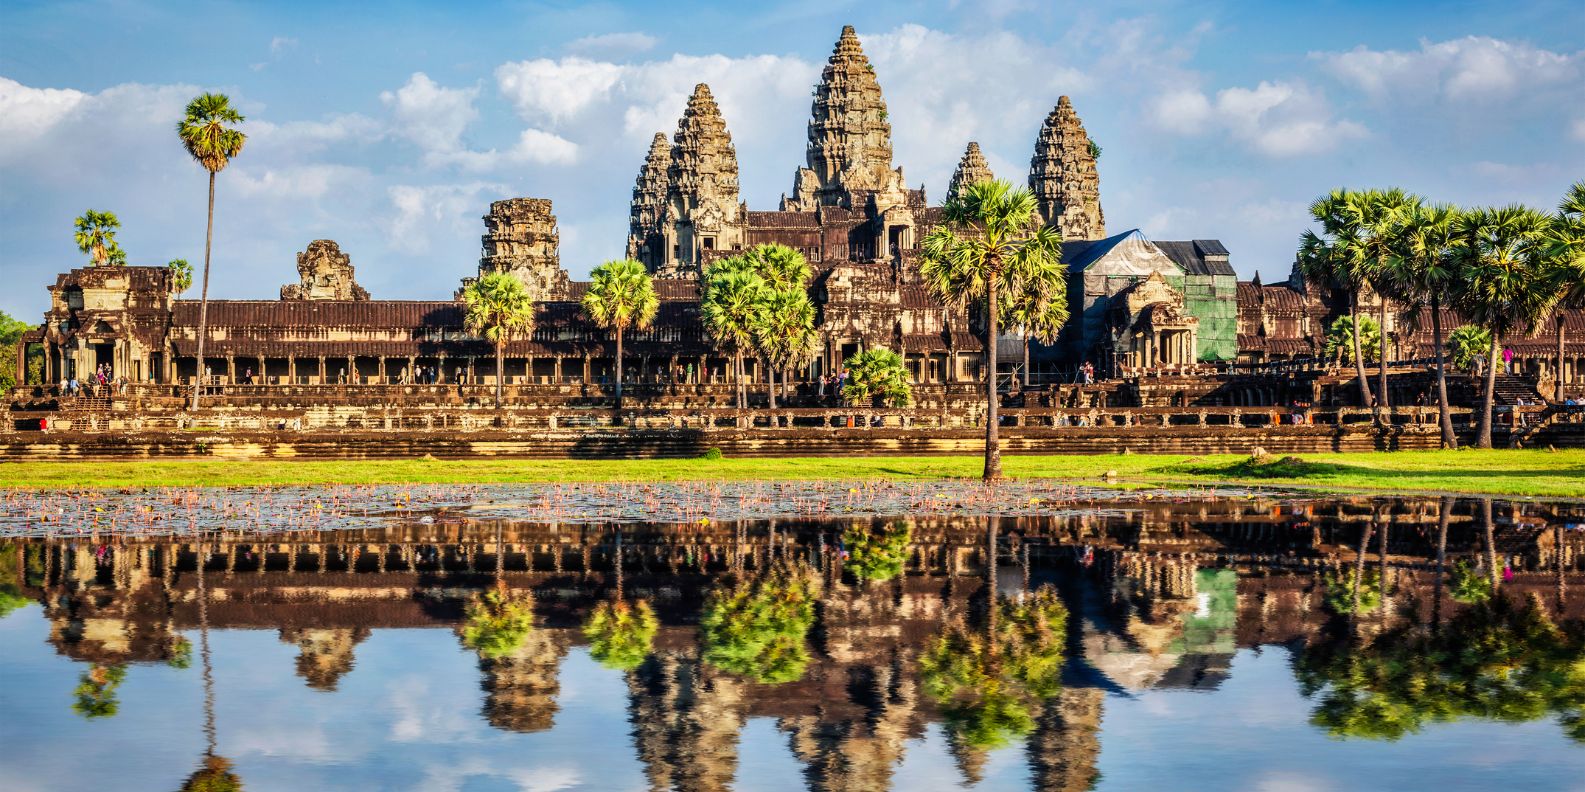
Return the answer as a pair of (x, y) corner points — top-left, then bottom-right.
(8, 26), (1584, 439)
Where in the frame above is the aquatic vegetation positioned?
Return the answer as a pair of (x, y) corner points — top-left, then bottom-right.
(1295, 595), (1585, 742)
(71, 663), (127, 719)
(842, 520), (912, 583)
(919, 586), (1069, 748)
(460, 589), (536, 659)
(1321, 568), (1383, 615)
(701, 560), (820, 684)
(584, 599), (659, 671)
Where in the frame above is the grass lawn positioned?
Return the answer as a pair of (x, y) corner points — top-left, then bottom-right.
(2, 449), (1581, 498)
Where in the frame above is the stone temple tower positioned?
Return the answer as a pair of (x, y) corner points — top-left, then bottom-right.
(782, 25), (908, 211)
(1029, 96), (1105, 240)
(627, 132), (671, 271)
(946, 142), (994, 204)
(460, 197), (570, 301)
(658, 83), (744, 279)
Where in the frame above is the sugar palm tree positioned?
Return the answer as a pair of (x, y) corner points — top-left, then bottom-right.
(177, 93), (246, 411)
(463, 272), (536, 410)
(1383, 203), (1460, 447)
(167, 258), (194, 295)
(743, 243), (813, 292)
(1001, 267), (1069, 387)
(1547, 181), (1585, 402)
(581, 259), (658, 412)
(1299, 189), (1376, 416)
(701, 266), (769, 410)
(753, 288), (818, 409)
(1450, 206), (1560, 448)
(1357, 189), (1422, 417)
(921, 179), (1065, 482)
(73, 209), (120, 266)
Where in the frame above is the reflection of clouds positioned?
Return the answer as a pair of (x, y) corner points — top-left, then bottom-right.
(387, 674), (478, 743)
(1254, 772), (1333, 792)
(409, 757), (581, 792)
(507, 766), (581, 792)
(229, 722), (338, 761)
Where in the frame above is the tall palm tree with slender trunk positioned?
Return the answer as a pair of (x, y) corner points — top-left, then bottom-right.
(1451, 206), (1560, 448)
(1548, 181), (1585, 402)
(701, 267), (769, 410)
(754, 288), (818, 410)
(1384, 203), (1460, 447)
(1357, 189), (1422, 419)
(921, 180), (1065, 482)
(1002, 267), (1069, 387)
(1299, 190), (1376, 417)
(73, 210), (121, 266)
(463, 272), (536, 410)
(581, 259), (658, 413)
(177, 93), (246, 411)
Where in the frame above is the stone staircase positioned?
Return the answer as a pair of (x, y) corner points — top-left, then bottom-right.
(1491, 374), (1542, 405)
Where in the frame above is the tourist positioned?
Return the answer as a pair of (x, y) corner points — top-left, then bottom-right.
(1502, 346), (1515, 374)
(68, 377), (79, 397)
(1082, 361), (1094, 385)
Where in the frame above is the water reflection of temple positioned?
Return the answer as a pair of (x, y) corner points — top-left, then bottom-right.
(6, 499), (1581, 789)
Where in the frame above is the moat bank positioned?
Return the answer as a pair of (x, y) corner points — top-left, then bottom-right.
(2, 449), (1581, 498)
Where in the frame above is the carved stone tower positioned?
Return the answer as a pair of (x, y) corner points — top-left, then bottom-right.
(1029, 96), (1105, 240)
(463, 198), (570, 301)
(946, 142), (994, 204)
(783, 25), (908, 212)
(659, 83), (744, 279)
(627, 132), (672, 271)
(280, 240), (369, 301)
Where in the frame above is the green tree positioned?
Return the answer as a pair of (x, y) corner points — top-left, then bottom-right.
(460, 589), (536, 659)
(177, 93), (247, 411)
(1355, 189), (1422, 417)
(1382, 203), (1462, 447)
(1448, 325), (1493, 373)
(843, 520), (912, 583)
(754, 288), (818, 409)
(1002, 267), (1069, 387)
(72, 663), (127, 719)
(1299, 189), (1378, 414)
(584, 599), (658, 671)
(841, 347), (913, 407)
(0, 311), (41, 393)
(921, 179), (1065, 481)
(462, 272), (536, 410)
(700, 560), (820, 684)
(1450, 207), (1561, 448)
(1323, 315), (1382, 366)
(741, 242), (813, 292)
(701, 265), (769, 410)
(168, 258), (194, 296)
(1546, 181), (1585, 402)
(73, 209), (121, 266)
(582, 259), (658, 411)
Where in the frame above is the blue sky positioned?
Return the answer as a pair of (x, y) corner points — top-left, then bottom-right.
(2, 0), (1582, 320)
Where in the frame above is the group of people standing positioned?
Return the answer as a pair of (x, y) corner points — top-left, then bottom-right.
(59, 363), (123, 398)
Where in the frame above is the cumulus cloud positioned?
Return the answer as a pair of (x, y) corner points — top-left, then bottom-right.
(386, 181), (511, 253)
(269, 36), (299, 55)
(495, 58), (624, 122)
(247, 113), (384, 151)
(381, 72), (579, 170)
(1316, 36), (1580, 101)
(1148, 80), (1366, 157)
(230, 164), (370, 200)
(565, 31), (658, 58)
(0, 77), (87, 146)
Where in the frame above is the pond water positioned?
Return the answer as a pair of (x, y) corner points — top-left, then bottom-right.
(1, 489), (1582, 792)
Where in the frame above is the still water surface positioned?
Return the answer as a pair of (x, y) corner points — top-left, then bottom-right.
(1, 488), (1581, 791)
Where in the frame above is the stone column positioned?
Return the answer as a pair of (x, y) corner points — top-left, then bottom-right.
(437, 353), (448, 384)
(553, 357), (562, 383)
(226, 355), (236, 384)
(257, 355), (265, 383)
(378, 356), (387, 383)
(317, 356), (326, 384)
(346, 356), (355, 384)
(407, 355), (416, 385)
(582, 355), (591, 384)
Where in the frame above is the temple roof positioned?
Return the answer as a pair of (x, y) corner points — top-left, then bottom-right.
(1061, 229), (1234, 277)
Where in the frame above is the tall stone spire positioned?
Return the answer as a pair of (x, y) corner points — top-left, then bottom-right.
(1028, 96), (1105, 240)
(627, 132), (671, 271)
(460, 197), (570, 301)
(945, 142), (994, 203)
(783, 25), (907, 211)
(660, 83), (744, 278)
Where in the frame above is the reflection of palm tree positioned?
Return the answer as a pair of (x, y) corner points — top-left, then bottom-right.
(700, 559), (820, 684)
(585, 531), (659, 672)
(71, 662), (126, 719)
(180, 543), (243, 791)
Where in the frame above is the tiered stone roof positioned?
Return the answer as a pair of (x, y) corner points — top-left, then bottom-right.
(666, 84), (740, 218)
(627, 132), (671, 265)
(783, 25), (905, 210)
(1029, 96), (1105, 240)
(945, 142), (994, 203)
(280, 239), (368, 301)
(466, 198), (570, 301)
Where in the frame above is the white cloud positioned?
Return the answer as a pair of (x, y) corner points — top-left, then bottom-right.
(1148, 80), (1366, 157)
(1316, 36), (1580, 101)
(495, 58), (624, 122)
(230, 164), (369, 200)
(247, 113), (384, 151)
(269, 36), (299, 55)
(386, 181), (510, 253)
(381, 72), (481, 164)
(0, 77), (87, 145)
(565, 31), (658, 58)
(1572, 117), (1585, 143)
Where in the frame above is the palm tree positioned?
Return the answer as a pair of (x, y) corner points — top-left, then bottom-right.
(743, 242), (813, 292)
(1299, 189), (1375, 416)
(581, 259), (658, 412)
(753, 288), (818, 409)
(921, 179), (1065, 482)
(841, 347), (913, 407)
(463, 272), (536, 410)
(177, 93), (247, 411)
(1547, 181), (1585, 402)
(1383, 203), (1460, 447)
(1450, 206), (1560, 448)
(73, 210), (120, 266)
(1357, 189), (1422, 417)
(167, 259), (194, 296)
(701, 266), (769, 410)
(1002, 268), (1069, 387)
